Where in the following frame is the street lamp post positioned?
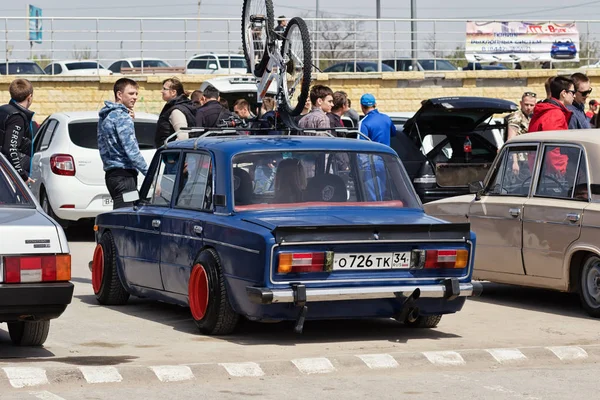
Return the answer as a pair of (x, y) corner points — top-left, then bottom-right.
(315, 0), (319, 69)
(411, 0), (417, 69)
(376, 0), (381, 71)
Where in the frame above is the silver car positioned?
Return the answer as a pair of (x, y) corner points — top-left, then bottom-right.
(0, 153), (73, 346)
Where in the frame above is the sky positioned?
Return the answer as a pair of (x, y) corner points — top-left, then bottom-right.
(0, 0), (598, 66)
(0, 0), (598, 20)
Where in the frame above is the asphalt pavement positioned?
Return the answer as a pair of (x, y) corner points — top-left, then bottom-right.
(1, 224), (599, 398)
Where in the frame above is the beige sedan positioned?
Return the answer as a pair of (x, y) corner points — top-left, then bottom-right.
(424, 130), (600, 317)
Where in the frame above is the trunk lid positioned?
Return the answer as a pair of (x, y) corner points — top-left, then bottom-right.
(403, 96), (518, 139)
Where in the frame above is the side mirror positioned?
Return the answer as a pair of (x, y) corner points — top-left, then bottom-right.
(208, 63), (218, 70)
(468, 181), (484, 194)
(122, 190), (140, 203)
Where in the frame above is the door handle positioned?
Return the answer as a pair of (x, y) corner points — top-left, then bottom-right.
(193, 225), (203, 235)
(152, 219), (161, 228)
(509, 208), (521, 217)
(567, 213), (581, 223)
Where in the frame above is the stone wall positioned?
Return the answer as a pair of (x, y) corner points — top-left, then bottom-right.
(0, 69), (597, 122)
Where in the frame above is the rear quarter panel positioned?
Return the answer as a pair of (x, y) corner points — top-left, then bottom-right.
(423, 194), (473, 224)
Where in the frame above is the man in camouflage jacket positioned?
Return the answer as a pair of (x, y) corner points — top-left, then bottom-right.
(505, 91), (536, 175)
(98, 78), (148, 209)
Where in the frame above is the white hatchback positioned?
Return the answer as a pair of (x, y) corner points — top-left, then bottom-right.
(29, 111), (158, 227)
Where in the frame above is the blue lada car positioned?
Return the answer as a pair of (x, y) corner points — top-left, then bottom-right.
(91, 135), (481, 335)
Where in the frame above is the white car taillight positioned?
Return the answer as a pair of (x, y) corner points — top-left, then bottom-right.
(50, 154), (76, 176)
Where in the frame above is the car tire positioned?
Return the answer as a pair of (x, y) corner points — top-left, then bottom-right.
(189, 248), (239, 335)
(40, 188), (69, 229)
(7, 320), (50, 346)
(578, 254), (600, 318)
(404, 314), (442, 328)
(94, 231), (130, 305)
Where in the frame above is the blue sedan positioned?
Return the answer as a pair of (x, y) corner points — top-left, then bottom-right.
(91, 135), (481, 335)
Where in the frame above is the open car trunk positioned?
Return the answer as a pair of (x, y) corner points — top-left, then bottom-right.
(435, 162), (492, 187)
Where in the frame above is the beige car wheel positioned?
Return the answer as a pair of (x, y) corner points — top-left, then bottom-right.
(579, 255), (600, 318)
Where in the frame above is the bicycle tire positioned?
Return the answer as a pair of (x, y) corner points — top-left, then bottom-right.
(241, 0), (274, 77)
(280, 17), (312, 117)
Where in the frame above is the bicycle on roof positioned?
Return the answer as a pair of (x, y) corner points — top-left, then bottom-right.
(241, 0), (312, 126)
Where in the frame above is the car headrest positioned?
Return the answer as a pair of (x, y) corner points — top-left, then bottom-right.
(305, 174), (347, 202)
(233, 167), (253, 205)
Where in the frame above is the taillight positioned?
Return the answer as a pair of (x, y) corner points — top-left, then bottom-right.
(2, 255), (71, 283)
(50, 154), (76, 176)
(411, 249), (468, 269)
(278, 252), (329, 274)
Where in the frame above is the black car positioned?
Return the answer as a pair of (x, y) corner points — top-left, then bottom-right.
(324, 61), (394, 73)
(392, 97), (518, 203)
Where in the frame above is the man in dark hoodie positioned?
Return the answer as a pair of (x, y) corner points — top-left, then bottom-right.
(154, 78), (196, 148)
(0, 78), (35, 183)
(194, 85), (231, 128)
(529, 75), (574, 133)
(98, 78), (148, 209)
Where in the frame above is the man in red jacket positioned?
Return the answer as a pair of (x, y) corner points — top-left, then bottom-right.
(528, 75), (575, 176)
(528, 75), (574, 132)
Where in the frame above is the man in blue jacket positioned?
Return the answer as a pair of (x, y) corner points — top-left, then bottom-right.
(98, 78), (148, 209)
(358, 93), (396, 201)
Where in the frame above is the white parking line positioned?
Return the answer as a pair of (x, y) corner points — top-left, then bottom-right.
(356, 354), (399, 369)
(291, 358), (336, 374)
(219, 362), (264, 377)
(423, 351), (466, 366)
(150, 365), (194, 382)
(547, 346), (588, 361)
(29, 391), (67, 400)
(79, 366), (123, 384)
(2, 367), (49, 388)
(486, 348), (527, 363)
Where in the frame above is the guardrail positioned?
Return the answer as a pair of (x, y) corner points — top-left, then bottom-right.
(1, 17), (600, 73)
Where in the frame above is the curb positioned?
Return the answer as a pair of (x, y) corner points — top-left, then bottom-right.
(1, 344), (598, 390)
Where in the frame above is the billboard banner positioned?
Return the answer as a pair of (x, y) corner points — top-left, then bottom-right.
(466, 21), (579, 63)
(28, 4), (42, 43)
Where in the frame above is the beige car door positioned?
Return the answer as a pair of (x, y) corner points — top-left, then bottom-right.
(522, 144), (588, 279)
(469, 144), (538, 275)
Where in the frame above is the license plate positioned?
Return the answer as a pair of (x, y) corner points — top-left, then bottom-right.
(559, 47), (569, 50)
(333, 252), (411, 270)
(102, 196), (113, 206)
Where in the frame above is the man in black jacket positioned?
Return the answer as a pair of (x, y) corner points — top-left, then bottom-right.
(195, 85), (231, 128)
(154, 78), (196, 148)
(0, 78), (35, 183)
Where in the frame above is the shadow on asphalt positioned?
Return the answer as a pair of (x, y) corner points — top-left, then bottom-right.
(0, 326), (55, 359)
(65, 222), (96, 242)
(74, 294), (460, 344)
(471, 282), (592, 319)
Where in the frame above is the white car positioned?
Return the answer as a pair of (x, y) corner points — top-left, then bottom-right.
(0, 153), (73, 346)
(29, 111), (158, 227)
(199, 75), (276, 112)
(43, 60), (112, 76)
(186, 53), (248, 75)
(107, 58), (172, 74)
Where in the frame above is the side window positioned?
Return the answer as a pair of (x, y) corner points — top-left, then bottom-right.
(176, 152), (212, 210)
(39, 119), (59, 152)
(34, 123), (49, 153)
(149, 152), (181, 206)
(487, 145), (537, 196)
(108, 62), (121, 73)
(574, 154), (589, 201)
(44, 64), (52, 74)
(535, 145), (582, 199)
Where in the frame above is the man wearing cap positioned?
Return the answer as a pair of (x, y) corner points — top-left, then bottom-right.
(358, 93), (396, 201)
(358, 93), (396, 146)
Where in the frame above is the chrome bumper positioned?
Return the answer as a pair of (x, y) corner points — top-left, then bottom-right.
(247, 281), (482, 305)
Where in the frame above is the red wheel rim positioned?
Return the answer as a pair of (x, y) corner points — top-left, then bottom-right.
(92, 244), (104, 294)
(189, 264), (209, 320)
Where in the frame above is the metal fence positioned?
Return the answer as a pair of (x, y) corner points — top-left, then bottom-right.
(2, 17), (600, 72)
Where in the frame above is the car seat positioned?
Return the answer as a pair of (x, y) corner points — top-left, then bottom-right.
(304, 174), (347, 202)
(233, 167), (253, 205)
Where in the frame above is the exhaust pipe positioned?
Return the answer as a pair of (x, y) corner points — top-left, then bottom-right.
(405, 307), (420, 323)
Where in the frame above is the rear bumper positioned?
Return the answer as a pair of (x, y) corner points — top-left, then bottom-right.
(0, 282), (74, 322)
(247, 280), (482, 305)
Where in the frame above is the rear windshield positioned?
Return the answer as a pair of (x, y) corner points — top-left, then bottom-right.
(232, 150), (420, 210)
(66, 62), (104, 70)
(68, 121), (157, 150)
(0, 63), (44, 75)
(131, 60), (169, 68)
(0, 161), (32, 207)
(218, 57), (247, 69)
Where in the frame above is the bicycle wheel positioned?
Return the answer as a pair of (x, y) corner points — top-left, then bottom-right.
(241, 0), (274, 77)
(280, 17), (312, 117)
